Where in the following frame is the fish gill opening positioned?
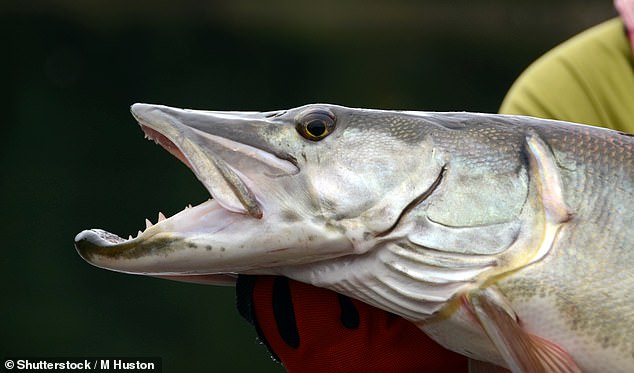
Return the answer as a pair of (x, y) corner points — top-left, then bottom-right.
(376, 165), (446, 238)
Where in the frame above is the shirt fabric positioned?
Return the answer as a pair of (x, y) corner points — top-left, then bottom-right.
(499, 18), (634, 134)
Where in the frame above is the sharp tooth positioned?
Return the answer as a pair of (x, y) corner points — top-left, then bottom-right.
(145, 219), (153, 229)
(128, 235), (133, 240)
(188, 204), (193, 208)
(137, 230), (143, 237)
(158, 212), (166, 221)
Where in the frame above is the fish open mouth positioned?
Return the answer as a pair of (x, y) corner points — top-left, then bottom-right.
(76, 120), (247, 246)
(74, 103), (299, 281)
(142, 125), (194, 170)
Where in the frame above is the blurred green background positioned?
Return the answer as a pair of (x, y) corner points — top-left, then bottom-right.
(1, 1), (616, 372)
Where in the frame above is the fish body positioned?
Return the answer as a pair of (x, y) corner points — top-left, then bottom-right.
(75, 104), (634, 372)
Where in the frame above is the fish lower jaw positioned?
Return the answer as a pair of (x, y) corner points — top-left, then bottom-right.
(76, 198), (239, 248)
(127, 199), (215, 241)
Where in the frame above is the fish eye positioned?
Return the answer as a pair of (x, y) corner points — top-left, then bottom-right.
(296, 108), (336, 141)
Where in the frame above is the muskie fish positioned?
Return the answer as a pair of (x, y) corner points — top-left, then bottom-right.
(75, 104), (634, 372)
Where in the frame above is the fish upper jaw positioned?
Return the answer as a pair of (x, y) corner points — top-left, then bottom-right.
(129, 103), (299, 218)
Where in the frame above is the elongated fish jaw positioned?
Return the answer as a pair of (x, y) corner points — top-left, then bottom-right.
(130, 103), (299, 216)
(75, 199), (238, 275)
(75, 103), (354, 279)
(75, 197), (353, 276)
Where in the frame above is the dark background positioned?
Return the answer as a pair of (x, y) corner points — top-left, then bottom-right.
(2, 1), (616, 372)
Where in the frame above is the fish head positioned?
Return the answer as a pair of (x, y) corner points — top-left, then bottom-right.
(75, 104), (444, 281)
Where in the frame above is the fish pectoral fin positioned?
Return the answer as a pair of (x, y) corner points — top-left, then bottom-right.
(469, 287), (580, 373)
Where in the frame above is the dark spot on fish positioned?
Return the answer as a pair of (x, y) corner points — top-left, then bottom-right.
(220, 247), (226, 252)
(270, 248), (290, 253)
(363, 232), (371, 240)
(206, 245), (213, 251)
(307, 235), (314, 242)
(265, 110), (286, 118)
(282, 210), (301, 221)
(325, 220), (346, 234)
(321, 198), (337, 211)
(187, 242), (197, 249)
(301, 152), (307, 161)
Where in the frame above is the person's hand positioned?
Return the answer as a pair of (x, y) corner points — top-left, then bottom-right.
(237, 275), (467, 373)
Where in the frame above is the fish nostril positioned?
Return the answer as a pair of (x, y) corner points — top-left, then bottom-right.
(265, 111), (286, 118)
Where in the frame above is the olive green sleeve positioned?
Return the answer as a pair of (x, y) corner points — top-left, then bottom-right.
(499, 18), (634, 133)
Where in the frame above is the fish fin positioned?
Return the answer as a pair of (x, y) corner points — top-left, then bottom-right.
(524, 133), (572, 225)
(469, 287), (580, 373)
(468, 358), (510, 373)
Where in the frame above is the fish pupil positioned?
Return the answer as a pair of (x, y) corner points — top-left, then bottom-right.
(296, 107), (336, 141)
(307, 120), (327, 137)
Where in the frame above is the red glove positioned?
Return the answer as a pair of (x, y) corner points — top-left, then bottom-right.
(236, 275), (467, 373)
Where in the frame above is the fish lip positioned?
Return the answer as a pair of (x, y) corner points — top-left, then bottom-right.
(75, 229), (126, 257)
(75, 229), (142, 264)
(75, 229), (141, 266)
